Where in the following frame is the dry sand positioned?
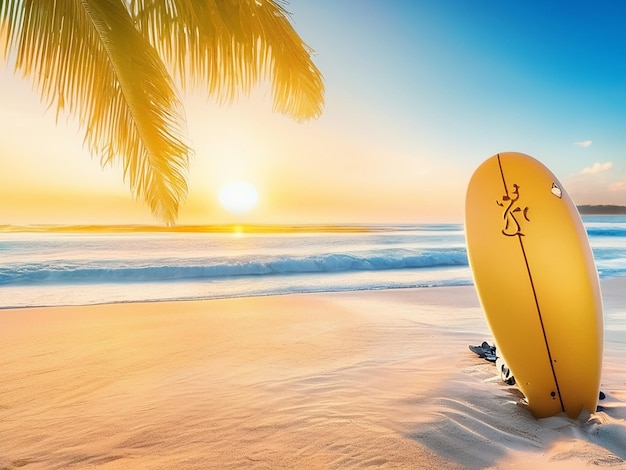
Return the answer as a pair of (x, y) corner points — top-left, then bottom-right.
(0, 279), (625, 469)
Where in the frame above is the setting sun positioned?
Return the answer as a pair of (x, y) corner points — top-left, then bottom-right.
(218, 180), (259, 215)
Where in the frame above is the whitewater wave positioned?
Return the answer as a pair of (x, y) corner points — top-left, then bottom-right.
(0, 249), (469, 286)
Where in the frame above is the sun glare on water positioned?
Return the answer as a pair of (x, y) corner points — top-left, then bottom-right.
(218, 180), (259, 215)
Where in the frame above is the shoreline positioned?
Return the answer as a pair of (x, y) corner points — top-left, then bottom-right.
(1, 274), (624, 311)
(0, 282), (472, 311)
(0, 280), (624, 468)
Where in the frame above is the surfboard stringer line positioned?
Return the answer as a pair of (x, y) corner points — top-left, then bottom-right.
(495, 153), (565, 413)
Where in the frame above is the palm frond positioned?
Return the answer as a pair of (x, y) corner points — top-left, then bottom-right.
(1, 0), (190, 224)
(130, 0), (325, 121)
(1, 0), (324, 224)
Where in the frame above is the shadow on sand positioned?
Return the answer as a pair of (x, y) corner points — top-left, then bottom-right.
(407, 359), (626, 468)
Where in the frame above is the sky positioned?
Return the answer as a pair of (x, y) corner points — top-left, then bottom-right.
(1, 0), (626, 225)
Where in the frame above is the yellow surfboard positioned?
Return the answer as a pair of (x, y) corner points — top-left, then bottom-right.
(465, 152), (603, 419)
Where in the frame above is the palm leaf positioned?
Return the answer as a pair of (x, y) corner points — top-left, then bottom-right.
(130, 0), (325, 121)
(0, 0), (325, 224)
(1, 0), (190, 224)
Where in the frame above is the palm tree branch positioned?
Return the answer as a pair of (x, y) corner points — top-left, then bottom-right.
(1, 0), (191, 224)
(130, 0), (324, 121)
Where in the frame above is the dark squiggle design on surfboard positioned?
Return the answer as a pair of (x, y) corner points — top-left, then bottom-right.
(496, 153), (565, 414)
(496, 183), (530, 236)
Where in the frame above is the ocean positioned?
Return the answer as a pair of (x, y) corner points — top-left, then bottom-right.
(1, 216), (625, 309)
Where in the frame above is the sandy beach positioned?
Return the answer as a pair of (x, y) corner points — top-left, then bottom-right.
(0, 279), (625, 469)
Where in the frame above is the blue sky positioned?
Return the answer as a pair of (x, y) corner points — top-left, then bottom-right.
(296, 0), (626, 126)
(1, 0), (624, 224)
(289, 0), (626, 194)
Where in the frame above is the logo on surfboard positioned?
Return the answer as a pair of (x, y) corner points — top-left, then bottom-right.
(497, 183), (530, 237)
(551, 183), (562, 198)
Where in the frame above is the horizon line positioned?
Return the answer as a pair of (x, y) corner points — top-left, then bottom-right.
(0, 222), (459, 235)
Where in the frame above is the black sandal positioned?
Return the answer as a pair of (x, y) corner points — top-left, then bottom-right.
(469, 341), (496, 358)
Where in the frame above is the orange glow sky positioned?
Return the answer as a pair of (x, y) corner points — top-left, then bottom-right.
(2, 1), (625, 226)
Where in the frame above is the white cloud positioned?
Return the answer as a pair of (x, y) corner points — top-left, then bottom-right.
(609, 181), (626, 192)
(574, 140), (593, 147)
(580, 162), (613, 174)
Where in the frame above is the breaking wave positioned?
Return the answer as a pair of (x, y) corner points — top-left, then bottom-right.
(0, 249), (469, 286)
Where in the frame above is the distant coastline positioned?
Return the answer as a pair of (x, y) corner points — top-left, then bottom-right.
(577, 205), (626, 215)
